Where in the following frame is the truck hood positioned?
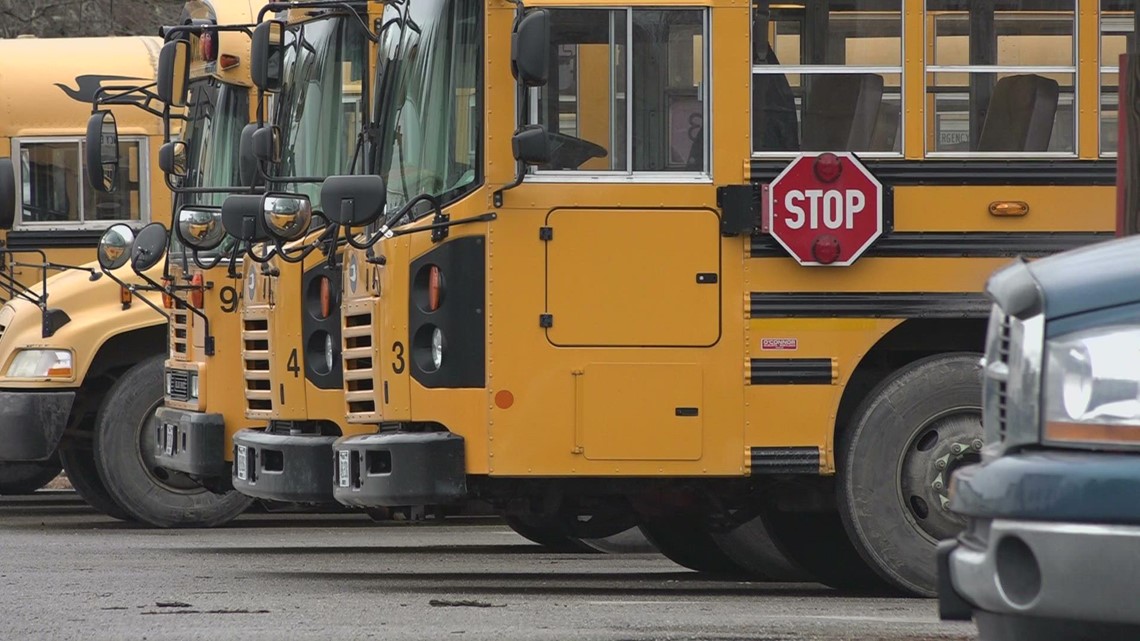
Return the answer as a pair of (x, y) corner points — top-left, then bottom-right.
(987, 235), (1140, 321)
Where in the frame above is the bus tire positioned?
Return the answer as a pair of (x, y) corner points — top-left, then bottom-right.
(638, 518), (745, 576)
(838, 352), (983, 597)
(58, 440), (130, 520)
(93, 355), (252, 528)
(504, 514), (595, 553)
(760, 507), (889, 592)
(711, 514), (814, 581)
(0, 460), (62, 495)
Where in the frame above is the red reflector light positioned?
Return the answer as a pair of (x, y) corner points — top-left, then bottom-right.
(218, 53), (240, 70)
(121, 285), (133, 307)
(190, 273), (205, 309)
(811, 234), (841, 265)
(161, 277), (174, 309)
(813, 152), (843, 183)
(199, 31), (217, 63)
(428, 266), (442, 312)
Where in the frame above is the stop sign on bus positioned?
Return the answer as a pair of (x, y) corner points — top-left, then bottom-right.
(767, 152), (884, 267)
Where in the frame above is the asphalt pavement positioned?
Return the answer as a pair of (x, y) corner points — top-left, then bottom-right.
(0, 492), (978, 641)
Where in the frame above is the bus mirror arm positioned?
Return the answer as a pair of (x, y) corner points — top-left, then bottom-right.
(389, 212), (497, 240)
(98, 267), (170, 322)
(132, 267), (215, 356)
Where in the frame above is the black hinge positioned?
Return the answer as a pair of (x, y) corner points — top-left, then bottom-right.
(539, 314), (553, 328)
(716, 184), (761, 236)
(431, 212), (451, 243)
(539, 226), (553, 241)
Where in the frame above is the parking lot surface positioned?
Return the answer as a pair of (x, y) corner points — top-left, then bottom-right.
(0, 493), (977, 641)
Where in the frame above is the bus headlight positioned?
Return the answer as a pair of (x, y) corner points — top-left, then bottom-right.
(262, 193), (312, 242)
(431, 327), (445, 369)
(7, 349), (73, 379)
(1043, 326), (1140, 446)
(324, 333), (335, 374)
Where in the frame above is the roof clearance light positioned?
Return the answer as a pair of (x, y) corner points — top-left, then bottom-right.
(813, 152), (843, 183)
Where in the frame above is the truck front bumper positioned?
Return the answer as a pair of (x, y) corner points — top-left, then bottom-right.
(331, 431), (466, 509)
(0, 390), (75, 461)
(941, 451), (1140, 627)
(231, 428), (339, 504)
(153, 406), (227, 479)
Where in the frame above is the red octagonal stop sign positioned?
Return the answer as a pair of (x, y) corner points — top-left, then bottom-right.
(767, 152), (883, 267)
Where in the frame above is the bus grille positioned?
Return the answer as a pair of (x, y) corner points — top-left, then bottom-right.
(166, 368), (191, 403)
(170, 309), (190, 360)
(343, 308), (377, 421)
(242, 314), (272, 415)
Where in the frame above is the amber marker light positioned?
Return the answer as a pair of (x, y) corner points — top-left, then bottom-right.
(1044, 421), (1140, 446)
(219, 54), (240, 70)
(428, 265), (442, 312)
(989, 201), (1029, 217)
(190, 273), (205, 309)
(161, 278), (175, 309)
(120, 285), (133, 307)
(495, 390), (515, 410)
(319, 275), (332, 319)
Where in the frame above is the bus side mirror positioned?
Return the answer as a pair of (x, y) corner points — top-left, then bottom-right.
(158, 141), (188, 178)
(251, 21), (285, 92)
(97, 224), (136, 271)
(252, 125), (282, 164)
(511, 9), (549, 87)
(321, 175), (387, 227)
(0, 158), (14, 230)
(85, 111), (119, 193)
(238, 123), (261, 187)
(221, 194), (270, 243)
(156, 39), (191, 107)
(512, 125), (549, 165)
(130, 222), (169, 274)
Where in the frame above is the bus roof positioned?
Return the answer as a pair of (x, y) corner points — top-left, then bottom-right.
(0, 36), (164, 138)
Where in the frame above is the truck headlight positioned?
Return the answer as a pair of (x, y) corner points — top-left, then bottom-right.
(1043, 326), (1140, 445)
(7, 349), (73, 379)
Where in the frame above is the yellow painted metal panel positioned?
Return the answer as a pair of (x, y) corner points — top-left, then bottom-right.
(579, 362), (703, 461)
(546, 208), (721, 347)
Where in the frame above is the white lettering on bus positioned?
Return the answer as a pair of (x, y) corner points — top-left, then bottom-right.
(782, 189), (866, 231)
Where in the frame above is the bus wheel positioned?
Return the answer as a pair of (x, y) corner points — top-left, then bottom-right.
(504, 514), (595, 553)
(58, 439), (130, 520)
(93, 355), (253, 528)
(580, 526), (657, 554)
(711, 514), (813, 581)
(761, 507), (889, 592)
(638, 518), (745, 576)
(0, 460), (62, 495)
(838, 353), (983, 597)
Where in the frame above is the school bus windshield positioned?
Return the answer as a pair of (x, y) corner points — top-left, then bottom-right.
(275, 16), (367, 210)
(374, 0), (480, 216)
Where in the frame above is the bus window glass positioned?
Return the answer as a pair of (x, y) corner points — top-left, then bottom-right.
(925, 1), (1076, 155)
(752, 1), (903, 155)
(1101, 1), (1135, 155)
(19, 139), (143, 226)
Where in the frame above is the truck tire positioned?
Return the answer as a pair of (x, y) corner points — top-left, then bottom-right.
(638, 518), (744, 576)
(58, 440), (130, 520)
(711, 514), (813, 581)
(504, 514), (595, 553)
(760, 507), (888, 592)
(0, 460), (61, 495)
(93, 355), (253, 528)
(838, 353), (983, 596)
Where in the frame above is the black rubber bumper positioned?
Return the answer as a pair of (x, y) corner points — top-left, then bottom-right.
(0, 390), (75, 461)
(153, 406), (227, 478)
(332, 431), (467, 508)
(232, 428), (339, 504)
(937, 538), (974, 621)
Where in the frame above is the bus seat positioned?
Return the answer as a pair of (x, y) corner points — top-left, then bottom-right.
(977, 74), (1059, 152)
(870, 102), (901, 152)
(801, 74), (884, 151)
(752, 45), (799, 152)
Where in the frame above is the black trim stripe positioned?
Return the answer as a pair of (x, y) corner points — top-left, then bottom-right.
(750, 292), (991, 318)
(750, 447), (820, 475)
(750, 358), (833, 385)
(750, 231), (1113, 259)
(4, 230), (105, 250)
(750, 159), (1116, 186)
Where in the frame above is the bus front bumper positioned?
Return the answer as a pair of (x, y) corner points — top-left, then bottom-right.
(331, 431), (467, 509)
(0, 390), (75, 461)
(940, 452), (1140, 627)
(153, 406), (227, 479)
(231, 428), (339, 504)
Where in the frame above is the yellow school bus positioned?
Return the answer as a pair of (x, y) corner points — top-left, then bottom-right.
(258, 0), (1126, 594)
(0, 35), (170, 498)
(85, 0), (267, 527)
(171, 3), (380, 507)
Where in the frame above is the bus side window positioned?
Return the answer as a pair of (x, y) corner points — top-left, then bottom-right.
(751, 1), (903, 155)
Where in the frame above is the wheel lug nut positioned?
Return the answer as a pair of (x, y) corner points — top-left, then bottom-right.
(936, 459), (947, 469)
(932, 480), (944, 491)
(972, 439), (984, 451)
(951, 444), (964, 454)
